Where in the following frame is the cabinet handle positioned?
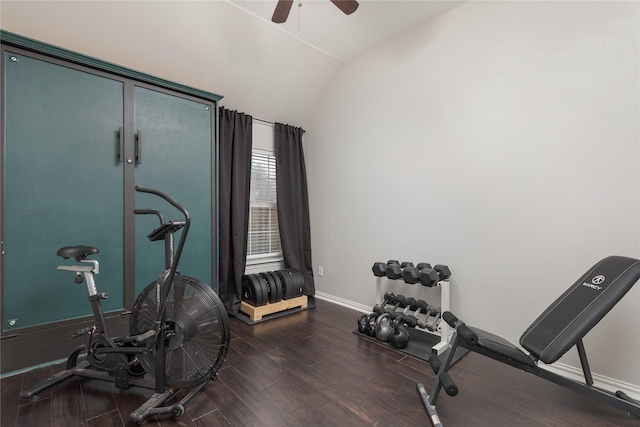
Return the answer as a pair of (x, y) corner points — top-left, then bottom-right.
(117, 127), (124, 162)
(135, 131), (142, 164)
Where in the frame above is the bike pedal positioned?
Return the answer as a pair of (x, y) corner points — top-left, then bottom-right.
(68, 326), (92, 339)
(115, 364), (133, 389)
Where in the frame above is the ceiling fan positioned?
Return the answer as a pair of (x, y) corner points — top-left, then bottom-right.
(272, 0), (359, 24)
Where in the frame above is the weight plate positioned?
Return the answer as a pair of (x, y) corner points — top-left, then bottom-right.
(250, 274), (268, 306)
(287, 269), (301, 298)
(264, 271), (283, 302)
(259, 272), (277, 303)
(294, 269), (304, 297)
(282, 270), (294, 300)
(245, 274), (264, 307)
(242, 275), (257, 305)
(285, 268), (304, 298)
(275, 270), (293, 300)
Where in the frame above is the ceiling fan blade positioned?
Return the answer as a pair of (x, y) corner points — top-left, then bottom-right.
(272, 0), (294, 23)
(330, 0), (359, 15)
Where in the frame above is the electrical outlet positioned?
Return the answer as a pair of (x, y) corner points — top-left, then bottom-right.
(318, 266), (324, 277)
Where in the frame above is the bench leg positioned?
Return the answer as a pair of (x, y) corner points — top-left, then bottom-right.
(416, 331), (464, 426)
(417, 381), (444, 427)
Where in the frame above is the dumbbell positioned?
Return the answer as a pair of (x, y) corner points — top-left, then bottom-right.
(407, 299), (429, 322)
(385, 294), (407, 314)
(391, 311), (417, 328)
(399, 297), (421, 324)
(426, 306), (442, 332)
(372, 291), (396, 314)
(372, 260), (416, 280)
(386, 261), (414, 280)
(373, 294), (406, 317)
(402, 263), (432, 284)
(401, 296), (417, 315)
(418, 264), (452, 287)
(416, 304), (437, 329)
(371, 260), (399, 277)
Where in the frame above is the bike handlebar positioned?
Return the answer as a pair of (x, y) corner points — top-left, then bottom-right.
(133, 208), (165, 226)
(134, 185), (191, 225)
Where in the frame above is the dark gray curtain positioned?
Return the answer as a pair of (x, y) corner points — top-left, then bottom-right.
(274, 123), (315, 295)
(218, 108), (252, 315)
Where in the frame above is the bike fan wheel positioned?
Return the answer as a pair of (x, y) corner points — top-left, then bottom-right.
(129, 274), (230, 389)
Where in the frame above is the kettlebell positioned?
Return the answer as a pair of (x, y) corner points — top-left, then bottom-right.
(389, 319), (410, 349)
(357, 314), (368, 334)
(366, 313), (378, 337)
(375, 313), (392, 342)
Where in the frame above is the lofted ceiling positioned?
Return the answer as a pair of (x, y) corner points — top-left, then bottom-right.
(227, 0), (466, 63)
(0, 0), (467, 126)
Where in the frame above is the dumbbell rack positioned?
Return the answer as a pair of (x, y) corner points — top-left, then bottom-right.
(374, 277), (451, 355)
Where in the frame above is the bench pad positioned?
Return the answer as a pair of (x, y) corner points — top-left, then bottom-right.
(520, 256), (640, 364)
(469, 326), (536, 367)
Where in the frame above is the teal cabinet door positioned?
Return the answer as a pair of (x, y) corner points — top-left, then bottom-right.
(133, 86), (213, 295)
(3, 52), (125, 330)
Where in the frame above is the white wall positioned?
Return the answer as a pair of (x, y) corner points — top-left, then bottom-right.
(0, 0), (343, 127)
(305, 1), (640, 388)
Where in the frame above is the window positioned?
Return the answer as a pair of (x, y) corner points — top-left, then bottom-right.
(247, 149), (282, 262)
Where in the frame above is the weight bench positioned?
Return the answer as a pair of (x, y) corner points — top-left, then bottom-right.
(417, 255), (640, 426)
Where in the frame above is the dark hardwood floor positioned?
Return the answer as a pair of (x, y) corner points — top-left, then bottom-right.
(1, 298), (637, 426)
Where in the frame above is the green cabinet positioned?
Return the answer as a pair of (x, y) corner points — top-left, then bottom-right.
(1, 32), (221, 373)
(3, 51), (126, 329)
(133, 86), (213, 296)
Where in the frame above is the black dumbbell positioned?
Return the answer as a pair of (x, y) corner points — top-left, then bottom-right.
(386, 261), (414, 280)
(402, 297), (424, 321)
(385, 294), (407, 314)
(391, 309), (418, 328)
(372, 260), (399, 277)
(418, 264), (452, 287)
(407, 298), (429, 322)
(402, 296), (417, 316)
(402, 263), (432, 284)
(372, 291), (396, 314)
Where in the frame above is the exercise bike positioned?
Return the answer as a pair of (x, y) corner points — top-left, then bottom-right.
(21, 185), (230, 424)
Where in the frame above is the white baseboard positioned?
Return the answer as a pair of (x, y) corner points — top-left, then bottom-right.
(541, 363), (640, 401)
(314, 291), (371, 313)
(313, 291), (640, 402)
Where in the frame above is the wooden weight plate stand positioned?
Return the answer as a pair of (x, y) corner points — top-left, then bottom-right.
(375, 276), (451, 355)
(240, 295), (308, 321)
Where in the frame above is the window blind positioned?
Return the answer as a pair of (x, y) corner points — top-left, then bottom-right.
(248, 150), (281, 257)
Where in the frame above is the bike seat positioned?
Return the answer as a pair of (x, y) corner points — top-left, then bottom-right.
(57, 245), (99, 260)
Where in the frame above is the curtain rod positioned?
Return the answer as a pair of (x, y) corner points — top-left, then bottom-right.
(252, 117), (305, 133)
(253, 117), (275, 126)
(221, 108), (301, 131)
